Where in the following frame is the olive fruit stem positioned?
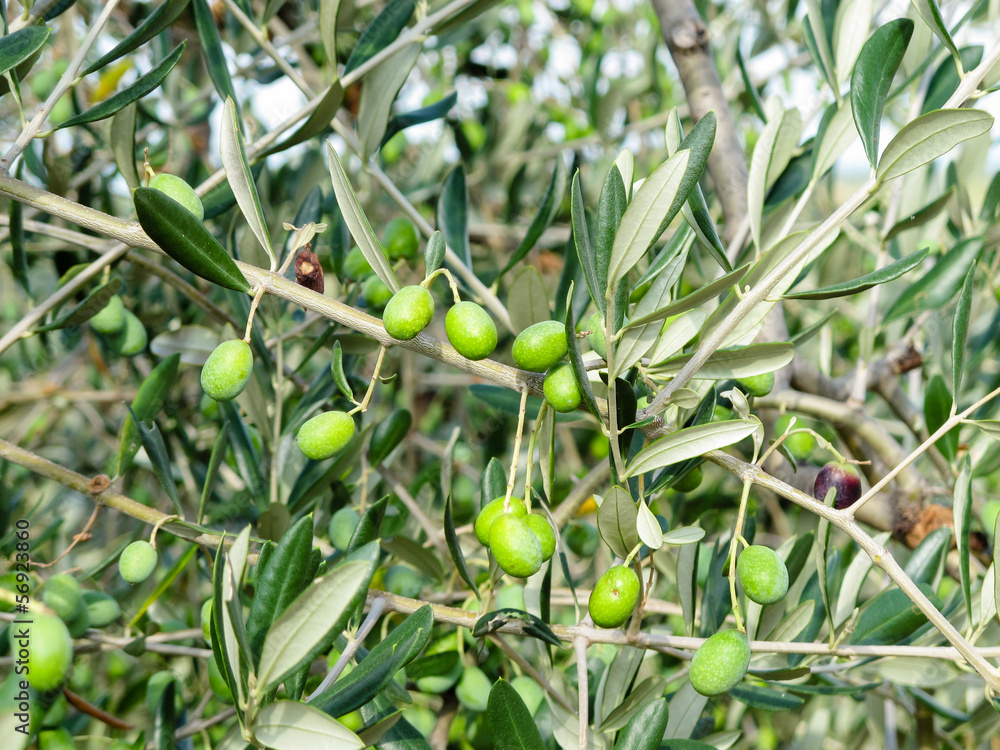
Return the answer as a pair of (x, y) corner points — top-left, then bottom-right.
(503, 389), (530, 514)
(348, 346), (387, 416)
(521, 401), (550, 510)
(243, 284), (268, 342)
(728, 478), (753, 634)
(421, 267), (462, 304)
(149, 514), (179, 549)
(623, 542), (643, 567)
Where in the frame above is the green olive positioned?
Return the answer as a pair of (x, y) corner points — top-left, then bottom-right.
(489, 514), (543, 578)
(297, 411), (356, 460)
(119, 541), (157, 584)
(201, 339), (254, 401)
(474, 496), (527, 546)
(588, 565), (640, 628)
(150, 173), (205, 221)
(446, 301), (497, 360)
(512, 321), (568, 372)
(543, 362), (582, 413)
(689, 629), (750, 696)
(383, 285), (435, 340)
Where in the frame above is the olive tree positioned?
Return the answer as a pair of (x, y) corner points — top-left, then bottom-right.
(1, 0), (1000, 748)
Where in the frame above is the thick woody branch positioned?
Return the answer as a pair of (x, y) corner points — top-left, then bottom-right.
(650, 0), (747, 243)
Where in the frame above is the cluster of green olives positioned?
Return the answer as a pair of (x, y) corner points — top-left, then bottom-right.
(89, 294), (148, 357)
(10, 573), (123, 694)
(474, 496), (555, 578)
(512, 320), (584, 414)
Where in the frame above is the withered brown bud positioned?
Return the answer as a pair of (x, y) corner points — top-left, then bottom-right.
(294, 249), (324, 294)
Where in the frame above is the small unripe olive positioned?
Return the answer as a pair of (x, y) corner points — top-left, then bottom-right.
(689, 629), (750, 696)
(109, 310), (147, 356)
(89, 295), (126, 335)
(383, 217), (419, 260)
(565, 522), (600, 557)
(586, 312), (606, 359)
(82, 590), (121, 628)
(12, 614), (73, 691)
(543, 362), (582, 413)
(673, 465), (703, 492)
(384, 565), (425, 598)
(383, 285), (434, 340)
(150, 173), (205, 221)
(775, 414), (816, 460)
(512, 320), (568, 372)
(328, 507), (360, 550)
(297, 411), (356, 460)
(201, 599), (213, 644)
(119, 541), (157, 583)
(43, 573), (84, 623)
(489, 514), (543, 578)
(588, 565), (640, 628)
(362, 275), (394, 309)
(475, 496), (527, 546)
(201, 339), (254, 401)
(446, 301), (497, 360)
(737, 545), (789, 605)
(343, 247), (373, 280)
(735, 371), (775, 397)
(523, 513), (555, 561)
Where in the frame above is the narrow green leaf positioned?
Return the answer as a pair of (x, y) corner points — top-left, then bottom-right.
(877, 109), (994, 183)
(424, 230), (445, 276)
(748, 102), (802, 249)
(131, 413), (182, 514)
(326, 143), (399, 292)
(110, 101), (140, 190)
(114, 354), (180, 477)
(330, 340), (355, 401)
(597, 486), (639, 559)
(921, 47), (983, 115)
(784, 247), (929, 300)
(954, 456), (973, 626)
(903, 527), (952, 586)
(663, 683), (709, 743)
(83, 0), (190, 75)
(729, 684), (805, 711)
(311, 605), (434, 717)
(34, 277), (122, 332)
(607, 149), (690, 288)
(262, 80), (344, 158)
(768, 679), (879, 696)
(677, 539), (698, 634)
(850, 18), (913, 169)
(134, 187), (251, 293)
(613, 698), (667, 750)
(911, 0), (962, 66)
(884, 189), (954, 242)
(193, 0), (239, 118)
(348, 496), (388, 551)
(487, 679), (545, 750)
(444, 496), (479, 595)
(262, 0), (290, 25)
(381, 535), (444, 580)
(648, 342), (794, 380)
(500, 159), (567, 277)
(196, 421), (229, 524)
(0, 26), (50, 77)
(594, 637), (643, 727)
(153, 680), (178, 750)
(924, 374), (958, 464)
(246, 515), (315, 668)
(952, 265), (974, 396)
(812, 98), (856, 180)
(507, 265), (550, 332)
(221, 98), (274, 268)
(473, 609), (561, 647)
(571, 171), (600, 313)
(381, 91), (457, 148)
(596, 164), (627, 314)
(969, 420), (1000, 443)
(883, 238), (980, 323)
(358, 42), (421, 159)
(620, 261), (749, 332)
(623, 420), (758, 479)
(833, 533), (889, 627)
(850, 585), (935, 646)
(368, 408), (411, 465)
(56, 43), (185, 129)
(253, 701), (363, 750)
(221, 400), (267, 501)
(564, 283), (601, 419)
(319, 0), (342, 64)
(437, 164), (471, 268)
(735, 48), (766, 121)
(481, 458), (507, 506)
(636, 501), (663, 551)
(9, 163), (29, 295)
(662, 526), (705, 546)
(257, 554), (375, 694)
(832, 0), (872, 84)
(343, 0), (416, 75)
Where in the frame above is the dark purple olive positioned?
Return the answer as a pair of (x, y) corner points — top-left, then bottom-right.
(814, 461), (862, 510)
